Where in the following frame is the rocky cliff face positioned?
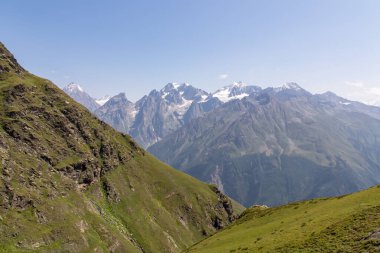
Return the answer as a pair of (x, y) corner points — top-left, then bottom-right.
(0, 42), (243, 252)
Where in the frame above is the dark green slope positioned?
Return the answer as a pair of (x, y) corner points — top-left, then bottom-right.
(187, 185), (380, 253)
(0, 43), (243, 253)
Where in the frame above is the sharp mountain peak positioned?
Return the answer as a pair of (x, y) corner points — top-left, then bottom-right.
(63, 82), (84, 93)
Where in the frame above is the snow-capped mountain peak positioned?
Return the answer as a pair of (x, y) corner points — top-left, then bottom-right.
(273, 82), (303, 92)
(232, 81), (247, 88)
(212, 82), (261, 102)
(161, 82), (191, 92)
(161, 82), (179, 92)
(282, 82), (302, 90)
(159, 82), (209, 104)
(62, 82), (100, 112)
(64, 82), (84, 93)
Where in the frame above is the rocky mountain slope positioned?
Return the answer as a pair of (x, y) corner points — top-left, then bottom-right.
(0, 42), (243, 252)
(149, 84), (380, 207)
(187, 185), (380, 252)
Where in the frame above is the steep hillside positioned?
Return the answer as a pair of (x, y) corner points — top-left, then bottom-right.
(149, 85), (380, 206)
(187, 185), (380, 253)
(0, 42), (243, 253)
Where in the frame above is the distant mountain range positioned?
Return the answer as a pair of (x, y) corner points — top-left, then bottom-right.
(63, 81), (380, 207)
(63, 81), (256, 147)
(149, 84), (380, 206)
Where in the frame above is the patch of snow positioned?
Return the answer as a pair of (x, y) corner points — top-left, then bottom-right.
(200, 94), (208, 101)
(167, 98), (194, 119)
(178, 99), (193, 113)
(212, 81), (250, 102)
(95, 95), (111, 106)
(339, 101), (352, 105)
(213, 87), (231, 102)
(161, 92), (169, 99)
(233, 93), (249, 100)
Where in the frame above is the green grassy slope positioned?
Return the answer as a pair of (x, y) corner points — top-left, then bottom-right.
(186, 185), (380, 253)
(0, 42), (244, 253)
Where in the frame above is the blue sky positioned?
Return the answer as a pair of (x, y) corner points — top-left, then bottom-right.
(1, 0), (380, 103)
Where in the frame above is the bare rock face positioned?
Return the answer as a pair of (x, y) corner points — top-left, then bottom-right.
(102, 179), (120, 202)
(210, 185), (238, 225)
(369, 229), (380, 240)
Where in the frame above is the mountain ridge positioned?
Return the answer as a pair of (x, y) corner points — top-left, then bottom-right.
(67, 81), (307, 148)
(149, 85), (380, 206)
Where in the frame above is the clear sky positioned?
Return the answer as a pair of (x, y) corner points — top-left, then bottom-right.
(1, 0), (380, 104)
